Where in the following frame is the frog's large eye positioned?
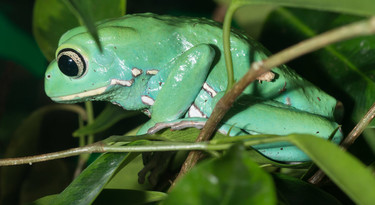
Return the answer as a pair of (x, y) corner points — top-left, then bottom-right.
(57, 48), (87, 78)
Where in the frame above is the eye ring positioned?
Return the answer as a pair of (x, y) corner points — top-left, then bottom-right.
(57, 48), (87, 78)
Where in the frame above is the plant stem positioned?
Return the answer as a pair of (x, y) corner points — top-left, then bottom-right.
(73, 102), (95, 177)
(85, 101), (95, 144)
(174, 13), (375, 186)
(0, 142), (104, 166)
(308, 102), (375, 184)
(223, 4), (240, 92)
(0, 135), (288, 166)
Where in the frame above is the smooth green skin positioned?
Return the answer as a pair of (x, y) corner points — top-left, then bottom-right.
(45, 13), (343, 162)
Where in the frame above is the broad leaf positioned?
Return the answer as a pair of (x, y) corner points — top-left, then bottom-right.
(230, 0), (375, 16)
(33, 0), (126, 61)
(62, 0), (102, 51)
(289, 134), (375, 205)
(273, 174), (341, 205)
(52, 153), (132, 205)
(260, 8), (375, 127)
(30, 195), (56, 205)
(164, 144), (276, 205)
(94, 189), (166, 205)
(105, 155), (150, 190)
(31, 189), (166, 205)
(0, 13), (46, 77)
(73, 104), (140, 137)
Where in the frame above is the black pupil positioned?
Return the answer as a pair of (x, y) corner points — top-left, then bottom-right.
(58, 55), (79, 77)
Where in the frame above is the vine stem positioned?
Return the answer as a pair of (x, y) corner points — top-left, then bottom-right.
(0, 136), (288, 166)
(308, 102), (375, 184)
(73, 101), (95, 178)
(173, 13), (375, 187)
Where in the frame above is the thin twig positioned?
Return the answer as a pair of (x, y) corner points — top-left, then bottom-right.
(173, 15), (375, 186)
(308, 102), (375, 184)
(341, 102), (375, 151)
(0, 135), (289, 166)
(0, 142), (104, 166)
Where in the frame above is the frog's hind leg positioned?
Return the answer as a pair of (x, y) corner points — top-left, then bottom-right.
(147, 117), (248, 136)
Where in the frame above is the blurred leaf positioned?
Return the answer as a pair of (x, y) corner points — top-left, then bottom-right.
(105, 155), (150, 190)
(157, 127), (228, 142)
(94, 189), (166, 205)
(363, 128), (375, 154)
(247, 149), (311, 169)
(260, 8), (375, 127)
(29, 194), (56, 205)
(164, 144), (276, 205)
(63, 0), (102, 51)
(33, 0), (79, 61)
(74, 104), (140, 137)
(272, 174), (341, 205)
(0, 105), (85, 205)
(53, 153), (130, 205)
(230, 0), (375, 16)
(33, 0), (126, 61)
(232, 5), (276, 39)
(30, 190), (165, 205)
(0, 13), (46, 77)
(289, 134), (375, 205)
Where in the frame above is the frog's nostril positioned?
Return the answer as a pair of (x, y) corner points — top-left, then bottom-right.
(46, 74), (52, 79)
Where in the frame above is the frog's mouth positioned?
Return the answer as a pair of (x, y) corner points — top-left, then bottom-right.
(50, 79), (134, 102)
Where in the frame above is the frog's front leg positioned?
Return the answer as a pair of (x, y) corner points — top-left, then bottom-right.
(137, 44), (216, 185)
(137, 44), (215, 135)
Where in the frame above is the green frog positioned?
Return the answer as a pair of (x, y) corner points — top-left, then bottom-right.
(45, 13), (342, 162)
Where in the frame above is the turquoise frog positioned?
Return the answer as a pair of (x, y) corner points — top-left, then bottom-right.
(45, 13), (342, 162)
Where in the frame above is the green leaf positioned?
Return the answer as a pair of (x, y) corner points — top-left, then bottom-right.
(0, 13), (46, 77)
(73, 104), (140, 137)
(272, 174), (341, 205)
(62, 0), (102, 51)
(222, 0), (375, 90)
(105, 155), (150, 190)
(156, 127), (228, 142)
(164, 144), (276, 205)
(29, 194), (57, 205)
(94, 189), (167, 205)
(33, 0), (79, 61)
(247, 149), (311, 169)
(230, 0), (375, 16)
(289, 134), (375, 205)
(260, 8), (375, 126)
(53, 153), (129, 205)
(30, 188), (166, 205)
(33, 0), (126, 61)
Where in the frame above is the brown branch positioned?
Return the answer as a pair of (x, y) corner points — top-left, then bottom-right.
(173, 16), (375, 187)
(341, 102), (375, 151)
(308, 102), (375, 184)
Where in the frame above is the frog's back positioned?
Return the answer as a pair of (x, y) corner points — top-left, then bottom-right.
(101, 13), (251, 88)
(97, 13), (337, 120)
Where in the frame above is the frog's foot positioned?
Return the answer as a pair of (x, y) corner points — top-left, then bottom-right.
(148, 120), (206, 134)
(138, 151), (175, 186)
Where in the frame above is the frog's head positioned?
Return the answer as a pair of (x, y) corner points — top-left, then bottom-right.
(45, 25), (136, 104)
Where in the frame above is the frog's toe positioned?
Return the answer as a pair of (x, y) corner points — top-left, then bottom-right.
(170, 121), (206, 130)
(147, 119), (208, 134)
(147, 122), (177, 134)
